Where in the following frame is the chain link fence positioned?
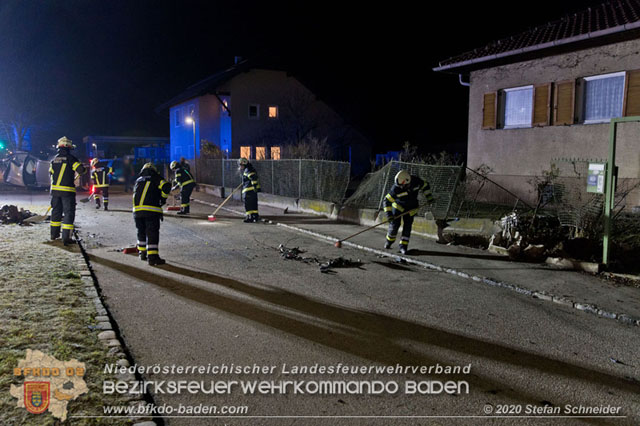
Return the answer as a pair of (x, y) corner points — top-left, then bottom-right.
(343, 161), (463, 220)
(196, 158), (350, 203)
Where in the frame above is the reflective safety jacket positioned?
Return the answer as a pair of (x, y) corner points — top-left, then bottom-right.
(49, 148), (86, 195)
(132, 170), (171, 217)
(173, 166), (195, 188)
(91, 161), (113, 188)
(383, 175), (434, 216)
(241, 163), (261, 194)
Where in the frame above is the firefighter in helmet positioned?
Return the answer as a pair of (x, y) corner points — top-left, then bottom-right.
(170, 160), (196, 215)
(90, 157), (114, 210)
(133, 163), (171, 266)
(238, 157), (261, 222)
(49, 136), (87, 245)
(383, 170), (434, 255)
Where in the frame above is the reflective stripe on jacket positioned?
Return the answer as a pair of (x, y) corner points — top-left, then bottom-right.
(133, 173), (171, 215)
(92, 162), (113, 188)
(50, 150), (85, 194)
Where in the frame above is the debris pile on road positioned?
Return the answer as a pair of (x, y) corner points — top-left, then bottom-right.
(278, 244), (362, 273)
(0, 205), (36, 225)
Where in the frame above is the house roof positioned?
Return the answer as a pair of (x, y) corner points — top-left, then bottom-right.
(434, 0), (640, 73)
(155, 59), (255, 114)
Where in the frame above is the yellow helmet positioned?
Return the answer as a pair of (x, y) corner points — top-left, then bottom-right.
(90, 158), (99, 167)
(141, 162), (157, 173)
(395, 170), (411, 186)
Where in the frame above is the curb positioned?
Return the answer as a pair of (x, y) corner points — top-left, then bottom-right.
(74, 231), (162, 426)
(192, 197), (640, 327)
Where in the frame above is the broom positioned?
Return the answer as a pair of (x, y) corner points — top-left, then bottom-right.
(208, 184), (243, 221)
(334, 208), (419, 248)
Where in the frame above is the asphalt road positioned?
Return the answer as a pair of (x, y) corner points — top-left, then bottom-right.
(4, 187), (640, 425)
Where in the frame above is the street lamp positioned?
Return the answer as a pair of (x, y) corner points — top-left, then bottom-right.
(184, 115), (196, 180)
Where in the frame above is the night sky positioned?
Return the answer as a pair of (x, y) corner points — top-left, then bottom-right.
(0, 0), (606, 156)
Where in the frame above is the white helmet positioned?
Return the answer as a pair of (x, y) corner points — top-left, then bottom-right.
(90, 158), (99, 167)
(395, 170), (411, 185)
(57, 136), (74, 149)
(170, 160), (179, 170)
(238, 157), (249, 166)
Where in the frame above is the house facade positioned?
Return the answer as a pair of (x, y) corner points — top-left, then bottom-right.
(435, 1), (640, 206)
(159, 60), (372, 175)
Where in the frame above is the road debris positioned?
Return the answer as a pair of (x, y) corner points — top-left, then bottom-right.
(0, 205), (37, 225)
(278, 244), (363, 273)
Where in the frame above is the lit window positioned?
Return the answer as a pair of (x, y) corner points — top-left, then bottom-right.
(270, 146), (281, 160)
(256, 146), (266, 160)
(583, 72), (625, 123)
(503, 86), (533, 128)
(268, 106), (278, 118)
(240, 146), (251, 159)
(248, 104), (259, 119)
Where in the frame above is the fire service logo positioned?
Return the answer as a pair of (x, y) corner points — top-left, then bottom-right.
(24, 382), (50, 415)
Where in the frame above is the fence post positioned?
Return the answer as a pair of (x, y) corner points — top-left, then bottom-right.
(271, 160), (275, 194)
(221, 158), (225, 190)
(298, 159), (302, 199)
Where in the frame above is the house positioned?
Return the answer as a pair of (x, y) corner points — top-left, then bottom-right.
(156, 58), (372, 176)
(434, 0), (640, 206)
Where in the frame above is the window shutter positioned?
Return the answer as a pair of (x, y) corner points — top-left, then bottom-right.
(553, 80), (575, 125)
(532, 84), (551, 126)
(623, 69), (640, 116)
(482, 92), (497, 129)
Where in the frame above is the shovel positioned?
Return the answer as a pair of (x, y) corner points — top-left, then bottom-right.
(24, 206), (52, 224)
(79, 188), (95, 203)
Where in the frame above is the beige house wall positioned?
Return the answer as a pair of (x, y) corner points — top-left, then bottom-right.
(467, 39), (640, 206)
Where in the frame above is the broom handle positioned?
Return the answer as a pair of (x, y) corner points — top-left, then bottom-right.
(211, 184), (243, 216)
(339, 208), (419, 243)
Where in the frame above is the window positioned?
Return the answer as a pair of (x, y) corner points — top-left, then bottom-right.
(240, 146), (251, 159)
(248, 104), (259, 120)
(270, 146), (281, 160)
(268, 106), (278, 119)
(174, 108), (181, 127)
(583, 72), (625, 123)
(256, 146), (266, 160)
(503, 86), (533, 128)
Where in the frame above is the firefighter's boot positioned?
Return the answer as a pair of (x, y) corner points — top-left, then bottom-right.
(384, 241), (393, 250)
(62, 229), (73, 246)
(139, 250), (147, 261)
(51, 226), (60, 240)
(95, 197), (101, 209)
(148, 254), (166, 266)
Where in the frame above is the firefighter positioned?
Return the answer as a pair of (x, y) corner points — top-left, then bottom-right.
(383, 170), (435, 255)
(238, 157), (261, 222)
(170, 160), (196, 215)
(49, 136), (87, 245)
(90, 157), (114, 210)
(133, 163), (171, 266)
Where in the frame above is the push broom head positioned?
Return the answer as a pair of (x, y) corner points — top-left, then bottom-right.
(167, 206), (181, 211)
(207, 215), (216, 222)
(334, 240), (342, 248)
